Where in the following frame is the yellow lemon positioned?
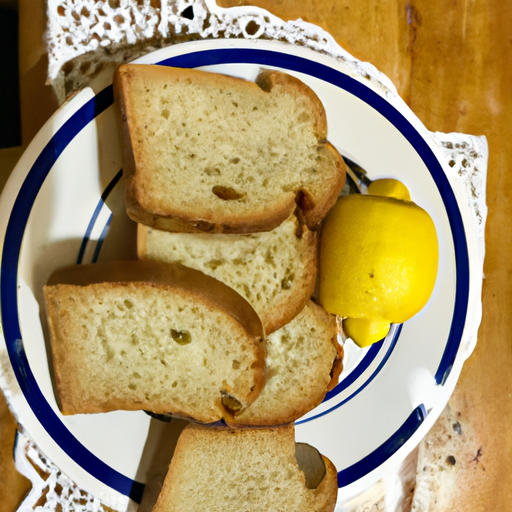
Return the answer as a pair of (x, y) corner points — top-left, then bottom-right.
(367, 178), (411, 201)
(319, 180), (439, 347)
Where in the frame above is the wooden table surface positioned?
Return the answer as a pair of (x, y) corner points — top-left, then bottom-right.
(2, 1), (511, 510)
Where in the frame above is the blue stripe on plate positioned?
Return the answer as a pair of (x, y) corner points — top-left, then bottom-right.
(91, 212), (113, 263)
(1, 88), (144, 502)
(76, 169), (122, 264)
(337, 404), (427, 487)
(1, 46), (470, 499)
(323, 339), (384, 403)
(296, 324), (401, 425)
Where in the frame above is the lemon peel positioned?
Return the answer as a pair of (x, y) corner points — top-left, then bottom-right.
(319, 180), (439, 348)
(343, 317), (391, 347)
(368, 178), (411, 201)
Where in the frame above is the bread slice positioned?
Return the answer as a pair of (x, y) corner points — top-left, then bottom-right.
(113, 65), (346, 234)
(152, 423), (338, 512)
(228, 300), (343, 426)
(137, 213), (318, 334)
(43, 260), (265, 423)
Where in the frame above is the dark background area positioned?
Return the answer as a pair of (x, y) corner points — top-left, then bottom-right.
(0, 2), (21, 149)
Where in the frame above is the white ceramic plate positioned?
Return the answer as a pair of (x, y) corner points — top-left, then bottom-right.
(0, 39), (481, 509)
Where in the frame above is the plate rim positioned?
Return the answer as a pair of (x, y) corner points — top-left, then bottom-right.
(0, 38), (479, 506)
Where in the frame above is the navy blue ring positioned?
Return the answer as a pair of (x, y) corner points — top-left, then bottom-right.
(76, 168), (123, 264)
(296, 324), (402, 425)
(323, 337), (384, 403)
(1, 88), (145, 502)
(337, 404), (427, 487)
(1, 46), (469, 499)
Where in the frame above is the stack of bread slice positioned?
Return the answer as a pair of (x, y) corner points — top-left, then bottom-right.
(43, 65), (346, 511)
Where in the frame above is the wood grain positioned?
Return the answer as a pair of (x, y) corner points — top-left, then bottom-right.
(18, 0), (59, 146)
(0, 392), (31, 512)
(408, 1), (512, 509)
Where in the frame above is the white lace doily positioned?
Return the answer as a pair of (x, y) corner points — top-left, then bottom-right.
(46, 0), (398, 101)
(13, 433), (109, 512)
(6, 1), (488, 510)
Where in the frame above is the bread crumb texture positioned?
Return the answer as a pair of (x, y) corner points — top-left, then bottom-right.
(139, 214), (317, 333)
(233, 301), (339, 425)
(45, 282), (262, 423)
(153, 425), (332, 512)
(116, 65), (345, 232)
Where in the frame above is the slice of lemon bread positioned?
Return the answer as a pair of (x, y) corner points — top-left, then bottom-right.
(152, 424), (338, 512)
(228, 300), (342, 427)
(137, 213), (317, 334)
(113, 65), (346, 234)
(43, 261), (265, 423)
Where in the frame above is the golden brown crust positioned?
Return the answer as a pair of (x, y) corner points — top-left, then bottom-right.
(255, 69), (328, 140)
(113, 64), (345, 234)
(129, 196), (297, 235)
(312, 455), (339, 512)
(153, 424), (338, 511)
(44, 261), (266, 421)
(301, 144), (347, 230)
(327, 322), (344, 392)
(44, 289), (81, 414)
(46, 260), (264, 340)
(226, 301), (342, 427)
(136, 221), (148, 257)
(126, 188), (298, 236)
